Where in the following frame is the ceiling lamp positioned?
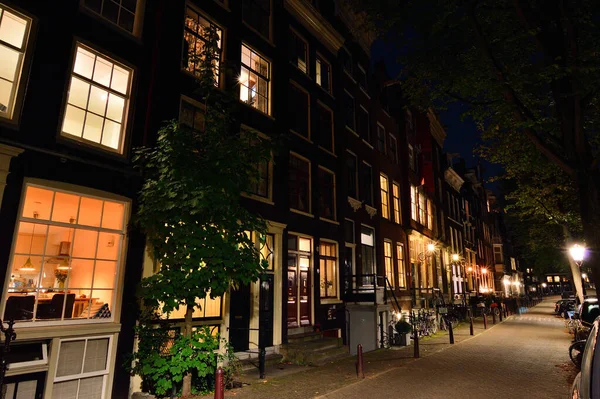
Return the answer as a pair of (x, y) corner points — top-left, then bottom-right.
(20, 212), (39, 272)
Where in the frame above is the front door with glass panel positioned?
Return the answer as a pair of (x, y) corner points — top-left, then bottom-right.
(287, 235), (311, 328)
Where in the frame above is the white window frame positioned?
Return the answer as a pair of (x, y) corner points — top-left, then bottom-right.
(380, 173), (389, 220)
(319, 239), (340, 302)
(80, 0), (145, 37)
(240, 43), (271, 115)
(389, 134), (398, 163)
(392, 181), (401, 224)
(383, 239), (393, 288)
(289, 27), (308, 74)
(61, 43), (133, 154)
(240, 126), (274, 204)
(396, 242), (406, 288)
(408, 144), (415, 170)
(53, 335), (113, 398)
(315, 52), (332, 93)
(341, 47), (353, 77)
(1, 181), (129, 327)
(0, 4), (32, 122)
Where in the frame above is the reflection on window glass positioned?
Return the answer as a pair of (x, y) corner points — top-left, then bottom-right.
(5, 185), (127, 324)
(183, 6), (222, 84)
(240, 44), (270, 115)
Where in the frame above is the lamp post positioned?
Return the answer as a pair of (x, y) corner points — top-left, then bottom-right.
(569, 244), (587, 297)
(481, 267), (488, 294)
(541, 282), (547, 296)
(451, 253), (468, 305)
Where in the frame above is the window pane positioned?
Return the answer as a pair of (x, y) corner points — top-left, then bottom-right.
(67, 259), (95, 291)
(52, 380), (78, 399)
(101, 120), (121, 149)
(56, 340), (85, 377)
(22, 187), (54, 220)
(0, 10), (27, 48)
(111, 65), (129, 94)
(62, 105), (86, 138)
(0, 45), (19, 81)
(52, 193), (80, 224)
(68, 77), (90, 109)
(78, 376), (104, 399)
(71, 229), (99, 259)
(102, 201), (124, 230)
(88, 86), (108, 116)
(82, 112), (103, 143)
(96, 233), (119, 260)
(78, 197), (103, 227)
(0, 79), (12, 113)
(83, 338), (109, 373)
(106, 94), (124, 122)
(92, 57), (113, 87)
(74, 47), (95, 79)
(93, 260), (117, 289)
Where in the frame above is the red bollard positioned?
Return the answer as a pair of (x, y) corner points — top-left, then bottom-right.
(214, 367), (224, 399)
(483, 313), (488, 329)
(356, 344), (365, 378)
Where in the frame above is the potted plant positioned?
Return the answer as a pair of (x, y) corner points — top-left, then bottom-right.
(395, 320), (412, 346)
(54, 269), (68, 289)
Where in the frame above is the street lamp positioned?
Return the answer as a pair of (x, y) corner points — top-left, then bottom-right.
(541, 282), (547, 296)
(481, 268), (488, 294)
(569, 244), (586, 266)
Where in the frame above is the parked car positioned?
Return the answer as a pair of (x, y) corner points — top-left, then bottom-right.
(570, 317), (600, 398)
(556, 299), (577, 316)
(576, 298), (600, 326)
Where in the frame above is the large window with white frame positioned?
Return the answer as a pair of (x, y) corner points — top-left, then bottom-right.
(183, 6), (223, 84)
(0, 4), (31, 121)
(319, 241), (337, 299)
(392, 182), (401, 224)
(239, 44), (270, 115)
(359, 226), (375, 286)
(62, 44), (132, 153)
(3, 184), (128, 325)
(53, 336), (112, 398)
(380, 173), (389, 219)
(82, 0), (144, 36)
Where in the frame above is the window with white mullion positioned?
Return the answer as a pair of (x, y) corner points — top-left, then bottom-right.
(62, 44), (132, 153)
(82, 0), (140, 35)
(239, 44), (270, 115)
(0, 4), (31, 120)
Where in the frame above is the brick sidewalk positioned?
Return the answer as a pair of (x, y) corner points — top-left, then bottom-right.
(198, 313), (512, 399)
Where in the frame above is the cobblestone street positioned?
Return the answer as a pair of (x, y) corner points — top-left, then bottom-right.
(213, 298), (576, 399)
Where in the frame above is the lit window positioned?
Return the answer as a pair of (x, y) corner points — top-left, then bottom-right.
(344, 91), (355, 131)
(183, 7), (222, 84)
(62, 44), (132, 153)
(179, 96), (205, 131)
(315, 54), (331, 93)
(384, 240), (393, 287)
(319, 241), (337, 299)
(240, 44), (270, 115)
(53, 336), (111, 397)
(377, 123), (386, 153)
(380, 174), (389, 219)
(360, 226), (375, 286)
(358, 106), (370, 143)
(242, 0), (270, 39)
(392, 182), (400, 224)
(288, 234), (312, 327)
(82, 0), (142, 35)
(346, 152), (358, 199)
(396, 243), (405, 288)
(318, 168), (335, 220)
(289, 83), (309, 138)
(0, 4), (31, 120)
(289, 154), (310, 213)
(289, 29), (308, 74)
(3, 184), (127, 324)
(410, 185), (417, 221)
(316, 102), (334, 152)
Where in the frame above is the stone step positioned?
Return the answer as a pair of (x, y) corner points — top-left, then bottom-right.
(281, 337), (347, 366)
(287, 331), (323, 344)
(239, 353), (284, 371)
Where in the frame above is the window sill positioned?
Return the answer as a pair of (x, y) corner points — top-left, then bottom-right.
(242, 21), (275, 47)
(317, 84), (334, 99)
(346, 126), (359, 137)
(362, 139), (374, 149)
(344, 70), (356, 83)
(320, 298), (343, 305)
(291, 130), (312, 143)
(319, 217), (339, 225)
(290, 208), (314, 218)
(239, 100), (275, 120)
(318, 146), (336, 157)
(289, 61), (310, 77)
(241, 192), (274, 205)
(79, 7), (143, 43)
(359, 86), (371, 99)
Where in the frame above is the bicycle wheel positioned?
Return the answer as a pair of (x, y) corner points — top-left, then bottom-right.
(569, 340), (586, 368)
(493, 307), (500, 317)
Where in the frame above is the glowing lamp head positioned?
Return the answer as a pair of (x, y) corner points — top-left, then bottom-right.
(541, 283), (547, 288)
(481, 268), (488, 274)
(582, 273), (588, 279)
(427, 243), (436, 253)
(569, 244), (586, 263)
(451, 254), (460, 262)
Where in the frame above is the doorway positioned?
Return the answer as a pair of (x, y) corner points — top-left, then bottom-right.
(229, 283), (251, 352)
(287, 235), (312, 328)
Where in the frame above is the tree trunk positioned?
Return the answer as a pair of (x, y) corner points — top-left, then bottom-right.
(563, 225), (585, 304)
(578, 171), (600, 296)
(181, 306), (194, 397)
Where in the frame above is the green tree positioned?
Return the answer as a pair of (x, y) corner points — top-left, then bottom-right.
(134, 25), (271, 396)
(349, 0), (600, 286)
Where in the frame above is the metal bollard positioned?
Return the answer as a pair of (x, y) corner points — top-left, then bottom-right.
(448, 318), (454, 344)
(469, 315), (474, 336)
(214, 367), (224, 399)
(499, 307), (503, 322)
(413, 331), (420, 358)
(356, 344), (365, 378)
(492, 310), (496, 325)
(483, 313), (488, 329)
(259, 347), (266, 379)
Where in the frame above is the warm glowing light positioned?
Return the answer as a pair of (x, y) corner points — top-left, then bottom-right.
(542, 283), (547, 288)
(451, 254), (460, 262)
(468, 266), (473, 272)
(427, 243), (436, 253)
(569, 244), (586, 263)
(481, 268), (488, 274)
(19, 257), (36, 272)
(503, 278), (511, 285)
(582, 273), (588, 279)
